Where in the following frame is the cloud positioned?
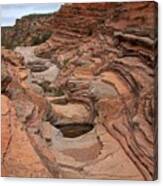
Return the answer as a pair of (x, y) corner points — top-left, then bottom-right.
(1, 3), (62, 26)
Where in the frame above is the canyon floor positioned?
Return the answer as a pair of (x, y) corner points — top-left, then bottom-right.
(1, 2), (158, 180)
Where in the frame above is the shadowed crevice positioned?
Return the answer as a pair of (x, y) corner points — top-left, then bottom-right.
(54, 123), (94, 138)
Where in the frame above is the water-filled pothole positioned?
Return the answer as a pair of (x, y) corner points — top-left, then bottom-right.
(54, 123), (94, 138)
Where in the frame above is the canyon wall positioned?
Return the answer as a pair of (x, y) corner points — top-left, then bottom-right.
(1, 2), (158, 180)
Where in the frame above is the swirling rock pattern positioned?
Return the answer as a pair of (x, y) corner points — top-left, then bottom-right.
(1, 2), (158, 180)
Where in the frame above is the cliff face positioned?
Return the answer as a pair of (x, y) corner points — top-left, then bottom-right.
(1, 13), (53, 48)
(1, 2), (158, 180)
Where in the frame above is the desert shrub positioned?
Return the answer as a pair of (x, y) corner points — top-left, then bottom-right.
(52, 88), (64, 96)
(32, 31), (52, 45)
(39, 81), (64, 96)
(63, 59), (70, 66)
(46, 87), (65, 97)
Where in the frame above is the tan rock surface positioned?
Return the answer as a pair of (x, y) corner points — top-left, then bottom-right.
(1, 97), (52, 177)
(52, 103), (90, 124)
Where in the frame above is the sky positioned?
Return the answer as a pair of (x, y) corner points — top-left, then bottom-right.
(0, 3), (63, 26)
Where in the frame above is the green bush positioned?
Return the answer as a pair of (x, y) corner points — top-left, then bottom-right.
(63, 59), (70, 66)
(32, 31), (52, 45)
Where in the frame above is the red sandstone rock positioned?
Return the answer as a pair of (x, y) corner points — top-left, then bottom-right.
(1, 2), (158, 180)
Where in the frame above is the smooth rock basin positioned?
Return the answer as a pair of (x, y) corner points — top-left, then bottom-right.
(54, 123), (94, 138)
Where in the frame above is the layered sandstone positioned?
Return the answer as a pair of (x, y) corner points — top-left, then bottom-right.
(1, 2), (158, 180)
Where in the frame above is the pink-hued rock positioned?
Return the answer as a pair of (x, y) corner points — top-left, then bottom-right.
(1, 1), (157, 180)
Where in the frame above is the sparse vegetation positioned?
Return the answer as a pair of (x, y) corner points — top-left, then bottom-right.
(38, 81), (65, 97)
(22, 13), (53, 19)
(62, 59), (70, 66)
(52, 88), (65, 97)
(1, 13), (52, 49)
(31, 31), (52, 46)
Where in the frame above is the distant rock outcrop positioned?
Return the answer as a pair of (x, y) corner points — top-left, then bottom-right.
(1, 13), (53, 48)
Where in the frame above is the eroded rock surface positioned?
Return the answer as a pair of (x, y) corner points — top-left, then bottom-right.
(1, 2), (157, 180)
